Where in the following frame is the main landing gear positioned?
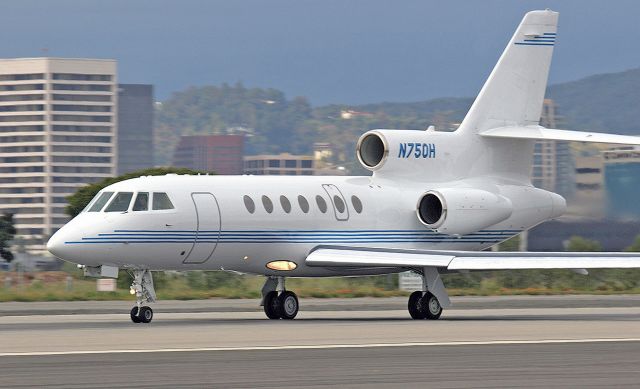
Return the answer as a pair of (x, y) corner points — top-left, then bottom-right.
(261, 276), (299, 320)
(407, 267), (451, 320)
(129, 269), (156, 324)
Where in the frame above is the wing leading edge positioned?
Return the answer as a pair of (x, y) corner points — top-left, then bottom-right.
(305, 246), (640, 270)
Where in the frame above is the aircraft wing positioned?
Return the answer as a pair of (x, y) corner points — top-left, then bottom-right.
(306, 246), (640, 270)
(480, 125), (640, 145)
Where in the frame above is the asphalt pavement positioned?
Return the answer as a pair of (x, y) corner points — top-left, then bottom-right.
(1, 295), (639, 388)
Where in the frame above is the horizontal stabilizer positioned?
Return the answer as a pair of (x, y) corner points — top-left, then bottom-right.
(480, 125), (640, 145)
(306, 246), (640, 270)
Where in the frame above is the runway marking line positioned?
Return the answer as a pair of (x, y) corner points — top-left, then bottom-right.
(2, 338), (640, 357)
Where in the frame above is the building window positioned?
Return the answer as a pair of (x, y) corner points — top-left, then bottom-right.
(301, 160), (312, 168)
(243, 195), (255, 214)
(285, 160), (296, 168)
(268, 160), (280, 168)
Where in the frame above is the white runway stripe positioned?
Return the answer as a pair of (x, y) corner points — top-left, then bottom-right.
(2, 337), (640, 357)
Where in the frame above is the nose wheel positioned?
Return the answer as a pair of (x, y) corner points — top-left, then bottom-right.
(128, 269), (156, 324)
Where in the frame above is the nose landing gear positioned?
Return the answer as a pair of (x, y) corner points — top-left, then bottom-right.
(129, 269), (156, 324)
(261, 276), (299, 320)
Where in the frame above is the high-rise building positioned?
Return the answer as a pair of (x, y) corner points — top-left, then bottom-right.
(0, 58), (117, 252)
(531, 99), (575, 198)
(173, 134), (244, 174)
(117, 84), (153, 174)
(244, 153), (314, 175)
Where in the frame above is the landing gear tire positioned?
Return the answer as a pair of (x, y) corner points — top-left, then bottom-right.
(277, 291), (299, 320)
(421, 292), (442, 320)
(263, 291), (281, 320)
(408, 291), (425, 319)
(139, 306), (154, 323)
(130, 306), (141, 323)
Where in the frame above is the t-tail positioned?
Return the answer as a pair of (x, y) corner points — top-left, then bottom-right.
(458, 10), (558, 135)
(355, 9), (640, 183)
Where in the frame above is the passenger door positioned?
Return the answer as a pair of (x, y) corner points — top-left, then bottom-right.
(183, 192), (221, 264)
(322, 184), (349, 221)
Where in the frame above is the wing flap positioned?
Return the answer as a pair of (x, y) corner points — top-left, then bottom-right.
(480, 125), (640, 145)
(305, 247), (453, 268)
(306, 246), (640, 270)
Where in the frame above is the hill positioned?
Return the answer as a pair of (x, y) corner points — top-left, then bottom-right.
(154, 67), (640, 168)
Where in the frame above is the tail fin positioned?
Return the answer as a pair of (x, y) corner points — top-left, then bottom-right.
(458, 10), (559, 134)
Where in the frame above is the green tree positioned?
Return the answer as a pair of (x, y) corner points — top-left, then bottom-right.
(65, 167), (207, 218)
(566, 236), (602, 252)
(497, 235), (520, 251)
(625, 235), (640, 252)
(0, 213), (16, 262)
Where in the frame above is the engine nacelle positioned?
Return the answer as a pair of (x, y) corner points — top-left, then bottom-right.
(356, 129), (440, 173)
(416, 188), (513, 235)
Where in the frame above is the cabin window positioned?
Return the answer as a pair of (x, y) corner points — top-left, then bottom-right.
(333, 195), (346, 213)
(132, 192), (149, 211)
(351, 195), (363, 213)
(298, 195), (309, 213)
(316, 195), (327, 213)
(104, 192), (133, 212)
(243, 195), (255, 214)
(280, 195), (291, 213)
(152, 192), (174, 210)
(87, 191), (113, 212)
(262, 195), (273, 213)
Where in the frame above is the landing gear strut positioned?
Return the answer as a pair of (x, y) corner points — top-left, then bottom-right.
(261, 276), (299, 320)
(407, 267), (450, 320)
(129, 269), (156, 324)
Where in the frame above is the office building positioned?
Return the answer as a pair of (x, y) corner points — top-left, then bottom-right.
(531, 99), (575, 198)
(117, 84), (153, 174)
(173, 134), (244, 174)
(244, 153), (314, 175)
(0, 58), (117, 252)
(603, 147), (640, 219)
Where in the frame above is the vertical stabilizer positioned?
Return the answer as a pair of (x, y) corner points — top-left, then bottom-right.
(458, 10), (558, 134)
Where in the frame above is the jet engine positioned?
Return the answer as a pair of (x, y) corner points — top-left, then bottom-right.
(416, 188), (513, 235)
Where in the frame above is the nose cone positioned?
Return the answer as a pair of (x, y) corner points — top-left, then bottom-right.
(46, 228), (67, 259)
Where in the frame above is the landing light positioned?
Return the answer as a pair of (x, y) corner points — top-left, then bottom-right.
(266, 261), (297, 271)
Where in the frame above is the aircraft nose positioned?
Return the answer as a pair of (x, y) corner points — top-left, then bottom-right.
(46, 229), (66, 259)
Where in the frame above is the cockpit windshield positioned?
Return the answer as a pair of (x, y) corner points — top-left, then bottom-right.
(105, 192), (134, 212)
(152, 192), (174, 210)
(87, 192), (114, 212)
(132, 192), (149, 211)
(84, 191), (174, 213)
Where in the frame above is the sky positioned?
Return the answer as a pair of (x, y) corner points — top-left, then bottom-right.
(2, 0), (640, 105)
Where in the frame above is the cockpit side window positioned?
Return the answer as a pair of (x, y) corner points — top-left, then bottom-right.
(132, 192), (149, 211)
(87, 191), (114, 212)
(152, 192), (174, 210)
(105, 192), (134, 212)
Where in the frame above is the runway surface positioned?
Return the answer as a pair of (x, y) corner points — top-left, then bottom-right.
(1, 295), (640, 388)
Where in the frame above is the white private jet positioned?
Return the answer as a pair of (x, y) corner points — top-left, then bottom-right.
(48, 10), (640, 323)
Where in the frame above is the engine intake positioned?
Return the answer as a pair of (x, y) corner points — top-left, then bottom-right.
(417, 189), (513, 235)
(356, 131), (388, 170)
